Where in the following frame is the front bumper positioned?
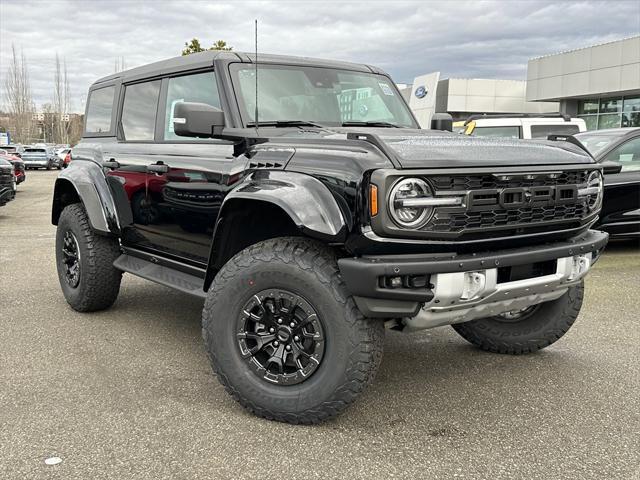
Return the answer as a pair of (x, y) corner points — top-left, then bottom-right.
(338, 229), (609, 327)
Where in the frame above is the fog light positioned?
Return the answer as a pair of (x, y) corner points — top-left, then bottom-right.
(389, 276), (403, 288)
(568, 254), (591, 280)
(461, 271), (486, 300)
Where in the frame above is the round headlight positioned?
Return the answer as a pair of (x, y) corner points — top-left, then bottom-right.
(585, 170), (603, 212)
(389, 178), (433, 228)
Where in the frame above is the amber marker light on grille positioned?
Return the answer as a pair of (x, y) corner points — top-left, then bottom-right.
(369, 184), (378, 216)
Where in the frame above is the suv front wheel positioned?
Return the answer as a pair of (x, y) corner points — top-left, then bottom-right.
(202, 237), (384, 424)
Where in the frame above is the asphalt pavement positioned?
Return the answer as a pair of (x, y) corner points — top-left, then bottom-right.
(1, 170), (639, 479)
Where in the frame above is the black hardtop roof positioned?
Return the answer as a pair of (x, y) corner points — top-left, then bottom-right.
(93, 51), (382, 87)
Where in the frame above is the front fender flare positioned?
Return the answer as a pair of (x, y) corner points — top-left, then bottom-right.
(204, 170), (348, 290)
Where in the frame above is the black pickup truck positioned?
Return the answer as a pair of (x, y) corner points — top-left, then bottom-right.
(52, 51), (608, 424)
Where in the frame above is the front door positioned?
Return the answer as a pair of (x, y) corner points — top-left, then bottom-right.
(112, 70), (245, 267)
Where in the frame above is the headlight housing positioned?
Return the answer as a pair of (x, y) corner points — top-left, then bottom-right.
(388, 178), (434, 228)
(583, 170), (603, 212)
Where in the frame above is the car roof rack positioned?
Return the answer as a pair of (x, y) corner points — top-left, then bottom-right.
(463, 113), (571, 126)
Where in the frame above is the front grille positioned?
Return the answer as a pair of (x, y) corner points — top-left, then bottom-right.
(0, 172), (13, 186)
(430, 171), (589, 191)
(427, 203), (587, 233)
(415, 169), (596, 240)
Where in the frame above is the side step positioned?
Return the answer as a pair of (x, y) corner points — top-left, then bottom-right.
(113, 254), (207, 299)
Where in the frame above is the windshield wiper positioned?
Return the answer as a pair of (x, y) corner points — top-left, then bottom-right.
(246, 120), (327, 128)
(341, 121), (401, 128)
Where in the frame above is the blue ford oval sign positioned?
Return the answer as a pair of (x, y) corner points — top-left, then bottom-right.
(415, 86), (428, 98)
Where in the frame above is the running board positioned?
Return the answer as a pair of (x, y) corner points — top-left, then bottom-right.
(113, 254), (207, 299)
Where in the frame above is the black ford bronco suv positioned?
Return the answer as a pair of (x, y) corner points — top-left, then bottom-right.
(52, 51), (608, 424)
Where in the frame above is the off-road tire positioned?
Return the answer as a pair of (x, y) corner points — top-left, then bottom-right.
(202, 237), (384, 424)
(56, 203), (122, 312)
(451, 282), (584, 354)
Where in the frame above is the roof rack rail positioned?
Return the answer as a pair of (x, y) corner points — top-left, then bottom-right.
(463, 112), (571, 125)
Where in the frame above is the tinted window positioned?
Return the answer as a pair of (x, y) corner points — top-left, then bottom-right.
(472, 126), (521, 139)
(85, 86), (115, 133)
(24, 148), (46, 153)
(164, 72), (221, 141)
(121, 80), (161, 141)
(604, 137), (640, 172)
(530, 124), (580, 138)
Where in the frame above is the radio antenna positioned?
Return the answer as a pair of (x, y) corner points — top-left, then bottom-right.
(254, 19), (259, 132)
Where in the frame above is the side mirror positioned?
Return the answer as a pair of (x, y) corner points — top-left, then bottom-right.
(600, 160), (623, 175)
(173, 102), (225, 138)
(431, 113), (453, 132)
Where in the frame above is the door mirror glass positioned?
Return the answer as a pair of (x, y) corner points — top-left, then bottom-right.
(173, 102), (225, 138)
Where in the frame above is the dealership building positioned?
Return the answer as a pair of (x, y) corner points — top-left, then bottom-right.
(403, 35), (640, 130)
(526, 36), (640, 130)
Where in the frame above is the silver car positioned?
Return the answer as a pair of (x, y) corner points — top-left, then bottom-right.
(21, 147), (59, 170)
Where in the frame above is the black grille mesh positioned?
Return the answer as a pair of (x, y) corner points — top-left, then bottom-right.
(430, 171), (589, 191)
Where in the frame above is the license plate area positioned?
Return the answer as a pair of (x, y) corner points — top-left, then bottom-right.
(497, 259), (557, 284)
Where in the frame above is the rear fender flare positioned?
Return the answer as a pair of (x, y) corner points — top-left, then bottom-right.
(52, 160), (121, 234)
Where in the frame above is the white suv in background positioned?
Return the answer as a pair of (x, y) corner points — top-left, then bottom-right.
(460, 114), (587, 139)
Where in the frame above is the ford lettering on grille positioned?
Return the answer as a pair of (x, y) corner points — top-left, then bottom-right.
(467, 185), (578, 210)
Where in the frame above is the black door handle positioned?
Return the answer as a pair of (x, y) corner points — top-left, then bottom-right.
(103, 158), (120, 169)
(147, 162), (169, 174)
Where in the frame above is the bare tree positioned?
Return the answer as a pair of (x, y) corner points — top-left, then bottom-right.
(53, 53), (71, 143)
(114, 57), (126, 73)
(3, 44), (35, 143)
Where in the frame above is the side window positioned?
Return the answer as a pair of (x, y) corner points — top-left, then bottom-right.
(121, 80), (161, 141)
(530, 124), (580, 138)
(85, 86), (115, 134)
(472, 126), (521, 139)
(604, 137), (640, 172)
(164, 71), (220, 141)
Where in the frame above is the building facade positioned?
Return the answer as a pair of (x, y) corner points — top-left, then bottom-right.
(526, 36), (640, 130)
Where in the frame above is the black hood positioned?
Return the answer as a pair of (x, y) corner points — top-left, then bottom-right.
(251, 127), (594, 169)
(368, 129), (593, 168)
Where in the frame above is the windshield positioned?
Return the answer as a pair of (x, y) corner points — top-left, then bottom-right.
(229, 64), (417, 128)
(575, 133), (625, 155)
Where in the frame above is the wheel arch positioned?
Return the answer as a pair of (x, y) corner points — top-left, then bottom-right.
(204, 171), (348, 290)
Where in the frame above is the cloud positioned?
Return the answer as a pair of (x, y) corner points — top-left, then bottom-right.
(1, 0), (638, 112)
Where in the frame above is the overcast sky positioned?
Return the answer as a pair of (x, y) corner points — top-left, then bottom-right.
(1, 0), (639, 112)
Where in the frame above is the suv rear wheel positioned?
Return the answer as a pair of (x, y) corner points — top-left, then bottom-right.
(55, 203), (122, 312)
(451, 282), (584, 354)
(202, 237), (384, 424)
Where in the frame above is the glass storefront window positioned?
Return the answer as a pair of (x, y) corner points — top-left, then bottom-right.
(579, 115), (598, 131)
(597, 113), (622, 129)
(578, 99), (599, 115)
(599, 97), (622, 113)
(622, 96), (640, 127)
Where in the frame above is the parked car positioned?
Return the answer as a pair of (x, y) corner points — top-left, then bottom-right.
(575, 127), (640, 241)
(0, 153), (26, 185)
(22, 147), (60, 170)
(0, 157), (17, 206)
(62, 150), (72, 168)
(56, 148), (71, 163)
(461, 113), (586, 139)
(2, 144), (25, 157)
(52, 51), (608, 424)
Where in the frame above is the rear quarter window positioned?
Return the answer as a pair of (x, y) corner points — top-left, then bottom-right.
(85, 85), (116, 134)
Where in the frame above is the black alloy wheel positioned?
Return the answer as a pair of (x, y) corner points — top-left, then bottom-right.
(61, 230), (81, 288)
(236, 289), (325, 385)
